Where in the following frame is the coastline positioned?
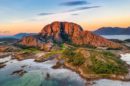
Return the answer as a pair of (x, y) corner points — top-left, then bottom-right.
(1, 51), (130, 82)
(63, 62), (130, 81)
(52, 51), (130, 81)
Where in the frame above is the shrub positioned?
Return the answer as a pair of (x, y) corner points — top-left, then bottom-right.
(62, 49), (85, 66)
(21, 47), (40, 53)
(91, 56), (128, 74)
(72, 53), (85, 66)
(102, 51), (115, 56)
(69, 43), (96, 49)
(102, 51), (125, 65)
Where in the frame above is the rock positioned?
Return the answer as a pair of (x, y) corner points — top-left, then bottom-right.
(0, 45), (20, 52)
(18, 35), (53, 51)
(45, 73), (50, 80)
(125, 39), (130, 42)
(0, 46), (9, 52)
(11, 69), (27, 76)
(35, 54), (60, 62)
(39, 21), (83, 43)
(18, 35), (39, 47)
(18, 21), (124, 49)
(0, 63), (6, 68)
(34, 56), (46, 62)
(13, 52), (35, 61)
(0, 52), (11, 58)
(40, 42), (53, 51)
(52, 61), (63, 69)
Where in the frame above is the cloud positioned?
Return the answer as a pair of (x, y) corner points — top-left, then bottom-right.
(38, 12), (55, 16)
(0, 31), (10, 34)
(37, 6), (100, 16)
(66, 6), (100, 12)
(71, 13), (79, 16)
(60, 0), (88, 6)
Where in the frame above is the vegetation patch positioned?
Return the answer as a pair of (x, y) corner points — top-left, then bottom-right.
(21, 47), (41, 53)
(90, 51), (128, 74)
(62, 48), (85, 66)
(62, 48), (128, 77)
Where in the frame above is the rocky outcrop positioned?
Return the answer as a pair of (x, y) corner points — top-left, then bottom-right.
(18, 35), (53, 51)
(0, 63), (6, 68)
(0, 45), (20, 52)
(13, 52), (36, 61)
(39, 21), (83, 43)
(18, 21), (123, 49)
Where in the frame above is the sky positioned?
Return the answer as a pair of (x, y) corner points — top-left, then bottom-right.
(0, 0), (130, 35)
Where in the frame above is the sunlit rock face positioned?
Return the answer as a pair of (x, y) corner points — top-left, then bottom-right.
(18, 21), (123, 49)
(39, 21), (83, 43)
(18, 35), (53, 51)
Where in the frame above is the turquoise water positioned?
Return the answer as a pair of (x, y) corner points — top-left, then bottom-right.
(1, 55), (130, 86)
(0, 57), (86, 86)
(1, 70), (86, 86)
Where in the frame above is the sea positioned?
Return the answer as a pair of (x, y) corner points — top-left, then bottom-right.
(101, 35), (130, 40)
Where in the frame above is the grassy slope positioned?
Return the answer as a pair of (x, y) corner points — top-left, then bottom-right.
(61, 47), (128, 79)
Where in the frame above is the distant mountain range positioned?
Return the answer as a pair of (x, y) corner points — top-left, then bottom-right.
(93, 27), (130, 35)
(0, 33), (37, 39)
(14, 33), (37, 39)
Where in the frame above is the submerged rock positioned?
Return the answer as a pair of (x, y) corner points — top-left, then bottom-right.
(0, 63), (6, 68)
(11, 69), (27, 76)
(45, 73), (50, 80)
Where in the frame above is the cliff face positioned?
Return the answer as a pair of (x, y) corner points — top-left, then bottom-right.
(18, 21), (122, 49)
(39, 21), (83, 43)
(19, 35), (53, 51)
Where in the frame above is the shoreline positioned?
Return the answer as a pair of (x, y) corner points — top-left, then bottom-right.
(52, 59), (130, 82)
(64, 63), (130, 81)
(1, 51), (130, 82)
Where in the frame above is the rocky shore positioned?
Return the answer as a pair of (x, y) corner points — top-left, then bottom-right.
(50, 49), (130, 81)
(51, 59), (130, 81)
(63, 62), (130, 81)
(0, 47), (130, 82)
(0, 62), (6, 68)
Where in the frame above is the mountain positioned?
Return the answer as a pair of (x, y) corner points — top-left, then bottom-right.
(93, 27), (130, 35)
(0, 33), (37, 40)
(14, 33), (37, 39)
(0, 33), (37, 44)
(18, 21), (123, 50)
(0, 38), (18, 43)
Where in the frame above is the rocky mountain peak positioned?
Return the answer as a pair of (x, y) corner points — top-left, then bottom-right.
(39, 21), (83, 43)
(18, 21), (124, 50)
(40, 21), (83, 35)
